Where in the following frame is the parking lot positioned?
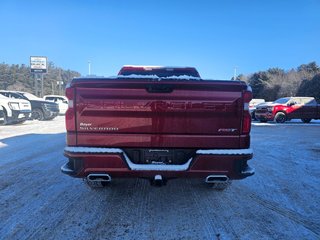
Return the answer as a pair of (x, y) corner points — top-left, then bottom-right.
(0, 117), (319, 240)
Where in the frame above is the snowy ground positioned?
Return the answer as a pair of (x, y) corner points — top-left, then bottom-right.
(0, 117), (319, 240)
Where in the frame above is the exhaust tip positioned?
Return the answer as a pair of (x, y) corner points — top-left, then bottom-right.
(205, 175), (229, 183)
(87, 173), (112, 182)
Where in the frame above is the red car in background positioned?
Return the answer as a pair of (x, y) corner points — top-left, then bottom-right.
(255, 97), (320, 123)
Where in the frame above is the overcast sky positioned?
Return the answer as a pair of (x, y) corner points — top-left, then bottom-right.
(0, 0), (319, 79)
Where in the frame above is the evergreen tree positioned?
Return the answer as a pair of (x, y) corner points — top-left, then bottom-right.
(0, 62), (80, 96)
(297, 74), (320, 101)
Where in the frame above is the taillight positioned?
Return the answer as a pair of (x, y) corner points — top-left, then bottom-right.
(242, 112), (251, 134)
(242, 88), (252, 134)
(65, 86), (75, 131)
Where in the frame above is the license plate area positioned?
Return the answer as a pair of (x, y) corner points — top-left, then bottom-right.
(124, 148), (196, 165)
(144, 149), (173, 164)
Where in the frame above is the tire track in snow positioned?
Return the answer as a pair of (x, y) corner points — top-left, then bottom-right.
(26, 185), (114, 240)
(183, 180), (220, 240)
(247, 192), (320, 236)
(0, 151), (66, 222)
(193, 183), (241, 240)
(16, 184), (84, 240)
(85, 179), (143, 240)
(0, 141), (65, 194)
(0, 133), (65, 169)
(0, 175), (82, 239)
(132, 179), (149, 238)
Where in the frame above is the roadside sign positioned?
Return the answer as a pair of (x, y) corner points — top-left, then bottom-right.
(30, 56), (47, 73)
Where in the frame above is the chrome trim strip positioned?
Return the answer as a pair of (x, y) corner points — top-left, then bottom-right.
(65, 147), (122, 153)
(64, 147), (193, 171)
(196, 148), (253, 155)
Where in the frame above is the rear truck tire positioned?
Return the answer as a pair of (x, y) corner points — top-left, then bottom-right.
(3, 112), (8, 125)
(45, 114), (58, 121)
(251, 111), (256, 120)
(83, 178), (109, 189)
(274, 112), (287, 123)
(301, 118), (312, 123)
(207, 181), (232, 191)
(44, 116), (53, 121)
(17, 120), (26, 124)
(2, 110), (10, 125)
(31, 108), (44, 121)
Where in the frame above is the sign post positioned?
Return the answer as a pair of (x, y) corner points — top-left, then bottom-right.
(30, 56), (47, 97)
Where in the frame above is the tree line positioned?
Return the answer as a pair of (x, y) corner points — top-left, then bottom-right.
(0, 61), (319, 101)
(237, 61), (320, 102)
(0, 62), (80, 96)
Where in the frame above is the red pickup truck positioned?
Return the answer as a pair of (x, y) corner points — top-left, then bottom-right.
(255, 97), (320, 123)
(61, 66), (254, 189)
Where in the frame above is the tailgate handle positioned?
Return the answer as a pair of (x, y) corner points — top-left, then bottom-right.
(146, 84), (173, 93)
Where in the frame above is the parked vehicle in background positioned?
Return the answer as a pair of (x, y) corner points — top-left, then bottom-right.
(43, 95), (68, 115)
(255, 97), (320, 123)
(249, 99), (265, 120)
(61, 66), (254, 189)
(0, 93), (31, 125)
(0, 91), (59, 121)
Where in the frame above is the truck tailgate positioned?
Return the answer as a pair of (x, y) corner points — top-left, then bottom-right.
(73, 80), (246, 148)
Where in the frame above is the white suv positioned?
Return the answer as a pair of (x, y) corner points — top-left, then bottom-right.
(43, 95), (68, 115)
(249, 99), (265, 120)
(0, 94), (32, 124)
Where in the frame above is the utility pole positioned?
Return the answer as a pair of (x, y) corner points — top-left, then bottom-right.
(35, 74), (40, 96)
(59, 69), (62, 95)
(88, 60), (91, 75)
(233, 66), (237, 81)
(30, 56), (47, 97)
(52, 82), (54, 94)
(41, 74), (44, 97)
